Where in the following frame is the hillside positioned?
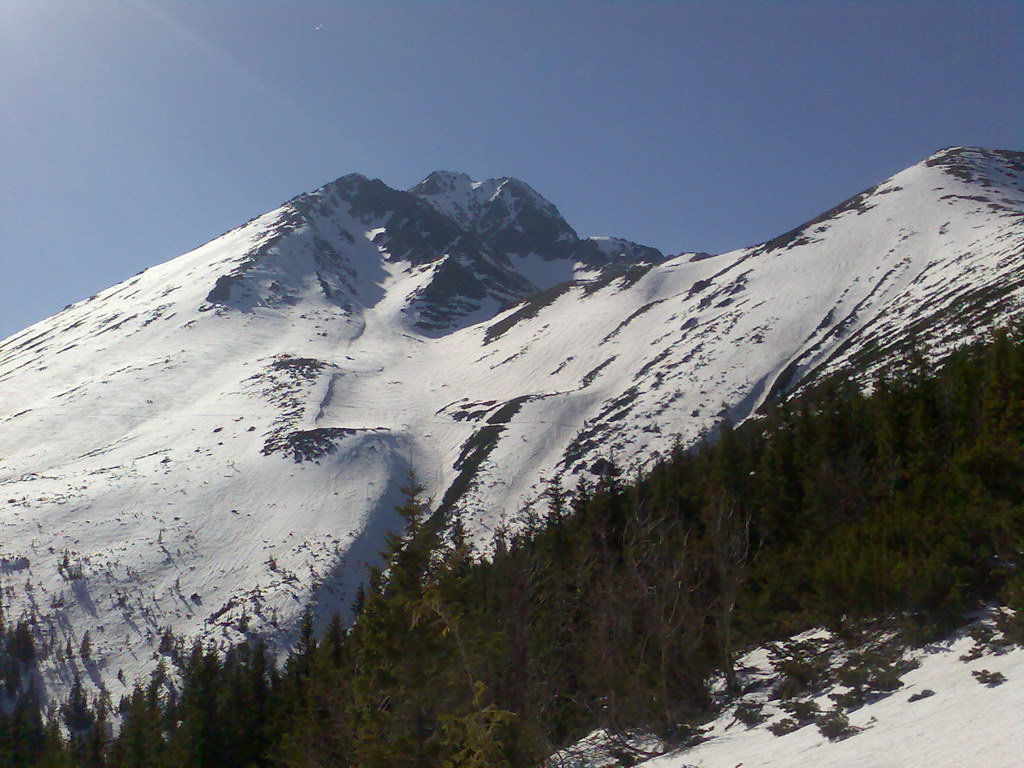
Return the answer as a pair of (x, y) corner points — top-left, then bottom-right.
(5, 323), (1021, 767)
(0, 146), (1022, 703)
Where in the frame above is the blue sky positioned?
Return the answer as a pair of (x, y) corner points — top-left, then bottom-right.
(1, 0), (1022, 339)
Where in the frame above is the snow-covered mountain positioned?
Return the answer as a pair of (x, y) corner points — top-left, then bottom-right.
(0, 146), (1022, 700)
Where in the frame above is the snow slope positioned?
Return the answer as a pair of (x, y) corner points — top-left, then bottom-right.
(555, 615), (1024, 768)
(0, 147), (1022, 702)
(654, 637), (1024, 768)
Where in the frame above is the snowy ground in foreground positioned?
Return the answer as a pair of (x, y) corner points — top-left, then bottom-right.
(555, 617), (1024, 768)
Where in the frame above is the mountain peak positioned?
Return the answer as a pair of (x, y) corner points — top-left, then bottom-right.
(407, 170), (580, 254)
(412, 170), (475, 194)
(921, 145), (1024, 187)
(196, 167), (663, 334)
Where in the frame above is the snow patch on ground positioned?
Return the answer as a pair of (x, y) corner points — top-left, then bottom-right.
(553, 615), (1024, 768)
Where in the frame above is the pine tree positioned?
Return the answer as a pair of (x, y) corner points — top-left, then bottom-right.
(79, 631), (92, 660)
(62, 675), (94, 736)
